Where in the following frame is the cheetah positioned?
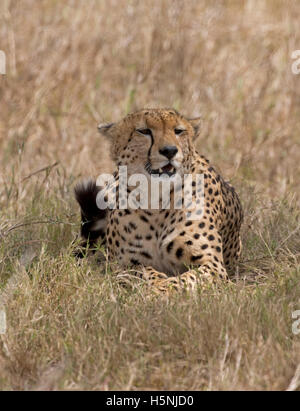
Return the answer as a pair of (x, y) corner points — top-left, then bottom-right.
(74, 108), (243, 294)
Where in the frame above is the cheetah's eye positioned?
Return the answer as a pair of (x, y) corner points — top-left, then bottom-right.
(137, 128), (152, 136)
(174, 128), (185, 135)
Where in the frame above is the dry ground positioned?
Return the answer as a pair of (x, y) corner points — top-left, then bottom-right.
(0, 0), (300, 390)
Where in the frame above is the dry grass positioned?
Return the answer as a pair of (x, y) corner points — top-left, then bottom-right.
(0, 0), (300, 390)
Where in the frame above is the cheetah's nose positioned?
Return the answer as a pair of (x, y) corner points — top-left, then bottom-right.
(159, 146), (178, 160)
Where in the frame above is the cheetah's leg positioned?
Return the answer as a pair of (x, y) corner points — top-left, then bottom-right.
(117, 262), (228, 295)
(147, 263), (228, 294)
(116, 266), (169, 289)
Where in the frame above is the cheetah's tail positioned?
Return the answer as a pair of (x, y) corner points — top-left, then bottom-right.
(74, 178), (107, 245)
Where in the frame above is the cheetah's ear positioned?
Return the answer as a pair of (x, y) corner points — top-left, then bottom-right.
(97, 122), (115, 136)
(188, 117), (202, 140)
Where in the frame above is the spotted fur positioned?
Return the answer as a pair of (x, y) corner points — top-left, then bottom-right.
(74, 108), (243, 294)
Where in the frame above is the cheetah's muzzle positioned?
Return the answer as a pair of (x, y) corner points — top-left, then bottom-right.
(145, 162), (177, 177)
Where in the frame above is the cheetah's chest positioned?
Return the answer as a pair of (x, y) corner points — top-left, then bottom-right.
(106, 209), (183, 275)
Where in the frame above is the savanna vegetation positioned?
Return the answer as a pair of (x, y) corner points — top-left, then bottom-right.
(0, 0), (299, 390)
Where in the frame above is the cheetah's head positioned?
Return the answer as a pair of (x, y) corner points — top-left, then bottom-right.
(98, 108), (201, 179)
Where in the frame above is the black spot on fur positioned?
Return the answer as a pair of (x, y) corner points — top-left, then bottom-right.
(191, 255), (202, 262)
(140, 251), (152, 259)
(176, 248), (184, 258)
(130, 259), (140, 266)
(167, 241), (174, 253)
